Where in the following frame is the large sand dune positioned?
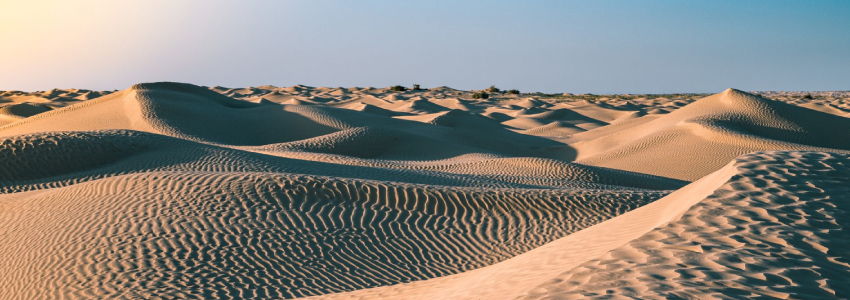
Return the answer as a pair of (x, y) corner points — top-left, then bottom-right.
(571, 88), (850, 180)
(0, 83), (848, 299)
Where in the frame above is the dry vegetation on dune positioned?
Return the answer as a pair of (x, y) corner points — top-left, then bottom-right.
(1, 83), (849, 299)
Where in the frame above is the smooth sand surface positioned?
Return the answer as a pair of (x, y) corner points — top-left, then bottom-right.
(1, 83), (848, 299)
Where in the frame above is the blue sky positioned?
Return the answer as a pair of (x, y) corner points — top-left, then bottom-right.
(1, 0), (848, 93)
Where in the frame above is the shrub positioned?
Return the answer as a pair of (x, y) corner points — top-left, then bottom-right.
(472, 92), (489, 99)
(488, 85), (500, 93)
(391, 85), (407, 92)
(412, 84), (421, 90)
(802, 94), (813, 99)
(507, 89), (520, 95)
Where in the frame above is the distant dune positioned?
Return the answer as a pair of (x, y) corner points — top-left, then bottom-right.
(1, 83), (848, 299)
(571, 88), (850, 180)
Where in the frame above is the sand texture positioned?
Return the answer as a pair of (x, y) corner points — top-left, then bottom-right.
(520, 151), (850, 299)
(0, 83), (848, 299)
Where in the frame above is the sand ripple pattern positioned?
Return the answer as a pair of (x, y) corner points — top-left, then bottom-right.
(3, 83), (848, 299)
(521, 151), (850, 299)
(0, 171), (665, 299)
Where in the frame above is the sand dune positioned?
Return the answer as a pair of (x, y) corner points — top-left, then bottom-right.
(571, 89), (850, 180)
(0, 89), (110, 126)
(0, 171), (670, 299)
(521, 151), (850, 299)
(322, 151), (850, 300)
(0, 83), (848, 299)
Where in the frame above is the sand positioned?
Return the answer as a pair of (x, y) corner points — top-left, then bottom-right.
(0, 83), (848, 299)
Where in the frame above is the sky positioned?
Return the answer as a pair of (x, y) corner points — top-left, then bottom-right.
(1, 0), (848, 94)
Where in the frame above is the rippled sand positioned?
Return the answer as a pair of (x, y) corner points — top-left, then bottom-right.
(1, 83), (848, 299)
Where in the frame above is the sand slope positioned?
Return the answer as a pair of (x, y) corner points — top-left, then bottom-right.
(0, 82), (681, 299)
(0, 171), (670, 299)
(315, 151), (850, 300)
(0, 83), (848, 299)
(572, 89), (850, 180)
(1, 83), (571, 161)
(522, 151), (850, 299)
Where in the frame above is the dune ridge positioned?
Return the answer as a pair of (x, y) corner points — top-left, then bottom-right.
(521, 151), (850, 299)
(571, 89), (850, 180)
(0, 83), (848, 299)
(312, 151), (850, 300)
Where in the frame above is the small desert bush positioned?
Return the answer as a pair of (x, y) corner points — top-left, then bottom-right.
(507, 89), (520, 95)
(472, 92), (489, 99)
(488, 85), (500, 93)
(391, 85), (407, 92)
(412, 84), (421, 90)
(802, 94), (813, 99)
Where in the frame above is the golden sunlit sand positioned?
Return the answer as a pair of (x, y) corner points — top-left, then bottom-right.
(1, 83), (849, 299)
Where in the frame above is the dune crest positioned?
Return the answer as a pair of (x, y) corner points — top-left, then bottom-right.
(521, 151), (850, 299)
(571, 88), (850, 180)
(1, 83), (849, 299)
(313, 151), (850, 300)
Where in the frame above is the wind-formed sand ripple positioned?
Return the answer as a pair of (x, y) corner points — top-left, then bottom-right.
(1, 83), (849, 299)
(520, 151), (850, 299)
(0, 172), (664, 299)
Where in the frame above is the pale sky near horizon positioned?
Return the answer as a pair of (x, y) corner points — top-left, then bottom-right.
(1, 0), (848, 93)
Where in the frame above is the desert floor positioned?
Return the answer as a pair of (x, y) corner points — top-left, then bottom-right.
(1, 83), (848, 299)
